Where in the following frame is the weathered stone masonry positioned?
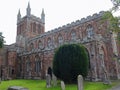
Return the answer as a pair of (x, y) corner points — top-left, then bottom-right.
(0, 3), (120, 81)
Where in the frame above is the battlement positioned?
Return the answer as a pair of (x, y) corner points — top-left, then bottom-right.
(28, 11), (105, 43)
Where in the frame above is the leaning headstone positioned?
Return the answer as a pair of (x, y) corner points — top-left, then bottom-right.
(52, 74), (57, 86)
(61, 81), (65, 90)
(46, 74), (51, 88)
(77, 75), (83, 90)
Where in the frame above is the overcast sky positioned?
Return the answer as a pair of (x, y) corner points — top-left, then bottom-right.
(0, 0), (118, 45)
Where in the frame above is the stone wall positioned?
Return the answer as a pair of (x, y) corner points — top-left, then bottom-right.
(17, 11), (120, 80)
(0, 10), (120, 80)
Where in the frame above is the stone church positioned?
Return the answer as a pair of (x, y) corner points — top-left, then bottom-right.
(0, 3), (120, 81)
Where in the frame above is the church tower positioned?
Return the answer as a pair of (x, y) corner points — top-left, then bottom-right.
(16, 2), (45, 49)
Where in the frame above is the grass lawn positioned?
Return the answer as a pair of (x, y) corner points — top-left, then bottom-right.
(0, 79), (119, 90)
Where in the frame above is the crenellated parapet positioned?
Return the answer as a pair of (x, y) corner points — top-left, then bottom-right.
(17, 2), (45, 25)
(26, 11), (105, 52)
(45, 11), (105, 34)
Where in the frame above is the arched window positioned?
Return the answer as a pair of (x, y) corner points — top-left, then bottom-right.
(26, 57), (31, 72)
(38, 24), (41, 34)
(99, 47), (105, 67)
(38, 40), (43, 49)
(33, 22), (36, 32)
(35, 56), (41, 73)
(30, 43), (34, 51)
(71, 31), (76, 41)
(47, 38), (52, 48)
(87, 25), (94, 38)
(58, 34), (63, 45)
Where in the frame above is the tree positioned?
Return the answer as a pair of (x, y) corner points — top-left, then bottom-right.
(111, 0), (120, 12)
(0, 32), (4, 48)
(102, 11), (120, 32)
(52, 44), (89, 83)
(103, 0), (120, 33)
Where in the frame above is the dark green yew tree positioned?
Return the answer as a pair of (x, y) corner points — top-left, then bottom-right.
(53, 44), (89, 83)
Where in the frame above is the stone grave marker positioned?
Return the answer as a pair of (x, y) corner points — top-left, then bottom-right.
(46, 74), (51, 88)
(77, 75), (83, 90)
(61, 81), (65, 90)
(52, 74), (57, 86)
(0, 78), (1, 84)
(7, 86), (28, 90)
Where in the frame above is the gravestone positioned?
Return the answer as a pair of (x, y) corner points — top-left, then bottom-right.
(7, 86), (28, 90)
(46, 74), (51, 88)
(61, 81), (65, 90)
(77, 75), (83, 90)
(0, 78), (1, 84)
(52, 74), (57, 86)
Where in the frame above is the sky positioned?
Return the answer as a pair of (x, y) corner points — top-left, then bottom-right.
(0, 0), (118, 45)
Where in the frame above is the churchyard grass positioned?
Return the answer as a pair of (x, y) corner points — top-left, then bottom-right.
(0, 79), (119, 90)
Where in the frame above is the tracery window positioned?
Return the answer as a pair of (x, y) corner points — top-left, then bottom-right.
(87, 25), (94, 38)
(71, 31), (76, 41)
(30, 43), (34, 51)
(33, 22), (36, 32)
(99, 48), (105, 67)
(35, 56), (41, 73)
(38, 24), (41, 34)
(58, 34), (63, 45)
(26, 58), (31, 72)
(47, 38), (52, 48)
(38, 40), (43, 49)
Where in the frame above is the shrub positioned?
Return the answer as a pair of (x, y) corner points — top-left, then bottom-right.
(53, 44), (89, 83)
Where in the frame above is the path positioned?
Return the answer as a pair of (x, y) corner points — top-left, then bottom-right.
(109, 84), (120, 90)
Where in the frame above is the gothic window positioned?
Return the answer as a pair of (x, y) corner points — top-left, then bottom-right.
(47, 38), (52, 48)
(87, 25), (94, 38)
(38, 24), (41, 34)
(30, 43), (34, 51)
(26, 58), (31, 72)
(58, 34), (63, 45)
(38, 40), (43, 49)
(71, 31), (76, 41)
(30, 23), (33, 32)
(9, 67), (12, 76)
(35, 56), (41, 73)
(33, 22), (36, 32)
(99, 47), (105, 67)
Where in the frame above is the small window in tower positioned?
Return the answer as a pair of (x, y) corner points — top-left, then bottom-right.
(38, 24), (41, 34)
(33, 22), (36, 32)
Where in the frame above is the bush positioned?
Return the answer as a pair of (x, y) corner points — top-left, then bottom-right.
(53, 44), (89, 83)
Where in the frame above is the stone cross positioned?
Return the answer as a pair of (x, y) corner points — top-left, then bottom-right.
(77, 75), (83, 90)
(46, 74), (51, 88)
(61, 81), (65, 90)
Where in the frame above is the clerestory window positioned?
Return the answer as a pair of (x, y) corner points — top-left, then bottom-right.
(87, 25), (94, 38)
